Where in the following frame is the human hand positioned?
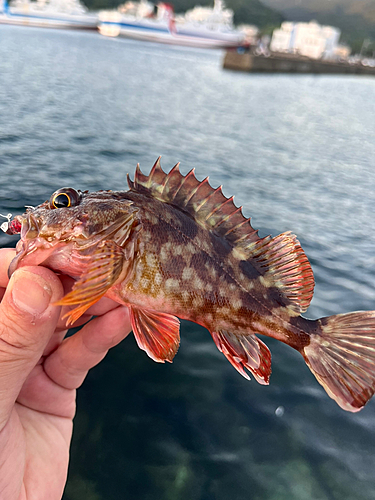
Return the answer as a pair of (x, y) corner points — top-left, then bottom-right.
(0, 248), (132, 500)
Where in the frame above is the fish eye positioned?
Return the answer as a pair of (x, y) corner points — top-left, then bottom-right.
(49, 188), (81, 209)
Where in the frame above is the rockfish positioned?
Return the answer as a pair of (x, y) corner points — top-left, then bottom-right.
(3, 159), (375, 412)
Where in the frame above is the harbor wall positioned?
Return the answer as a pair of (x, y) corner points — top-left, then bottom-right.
(223, 51), (375, 76)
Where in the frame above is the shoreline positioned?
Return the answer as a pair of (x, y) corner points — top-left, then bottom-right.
(223, 50), (375, 75)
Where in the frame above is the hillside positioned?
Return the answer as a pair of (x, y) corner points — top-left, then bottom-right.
(262, 0), (375, 18)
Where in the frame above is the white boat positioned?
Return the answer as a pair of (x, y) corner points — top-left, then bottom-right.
(0, 0), (98, 30)
(98, 0), (248, 49)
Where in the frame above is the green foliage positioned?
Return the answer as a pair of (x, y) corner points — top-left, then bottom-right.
(229, 0), (283, 28)
(83, 0), (120, 10)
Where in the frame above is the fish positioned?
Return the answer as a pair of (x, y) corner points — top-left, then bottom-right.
(3, 158), (375, 412)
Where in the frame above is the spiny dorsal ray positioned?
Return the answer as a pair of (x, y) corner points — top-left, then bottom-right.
(127, 157), (259, 247)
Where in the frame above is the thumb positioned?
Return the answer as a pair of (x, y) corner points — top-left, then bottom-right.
(0, 266), (63, 428)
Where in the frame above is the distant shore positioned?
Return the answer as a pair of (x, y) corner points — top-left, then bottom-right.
(223, 51), (375, 75)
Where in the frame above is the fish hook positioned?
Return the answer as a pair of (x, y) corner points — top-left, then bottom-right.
(0, 213), (12, 233)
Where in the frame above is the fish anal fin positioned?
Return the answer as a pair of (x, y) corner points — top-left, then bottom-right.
(245, 231), (315, 314)
(130, 307), (180, 363)
(56, 240), (125, 326)
(211, 330), (271, 385)
(303, 312), (375, 412)
(128, 159), (260, 245)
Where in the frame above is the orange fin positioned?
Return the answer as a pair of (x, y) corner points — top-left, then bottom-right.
(246, 231), (315, 313)
(127, 158), (260, 246)
(211, 330), (271, 385)
(130, 306), (180, 363)
(56, 240), (125, 325)
(303, 311), (375, 412)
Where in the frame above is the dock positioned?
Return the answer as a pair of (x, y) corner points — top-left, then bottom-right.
(223, 51), (375, 76)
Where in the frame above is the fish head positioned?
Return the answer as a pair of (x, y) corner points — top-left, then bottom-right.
(6, 187), (139, 278)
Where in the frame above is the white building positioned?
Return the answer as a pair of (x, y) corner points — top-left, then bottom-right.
(270, 21), (342, 60)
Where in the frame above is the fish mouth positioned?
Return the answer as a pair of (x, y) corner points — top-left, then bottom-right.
(8, 239), (60, 279)
(8, 213), (61, 278)
(8, 212), (93, 280)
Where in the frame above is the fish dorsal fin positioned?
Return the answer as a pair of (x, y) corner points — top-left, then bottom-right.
(128, 159), (314, 313)
(127, 158), (260, 247)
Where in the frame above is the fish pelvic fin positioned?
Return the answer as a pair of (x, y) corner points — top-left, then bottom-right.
(303, 311), (375, 412)
(211, 330), (271, 385)
(130, 306), (180, 363)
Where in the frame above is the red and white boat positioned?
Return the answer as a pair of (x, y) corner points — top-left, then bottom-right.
(98, 0), (248, 49)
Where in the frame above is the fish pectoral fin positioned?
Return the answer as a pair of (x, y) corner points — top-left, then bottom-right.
(56, 240), (125, 326)
(130, 306), (180, 363)
(211, 330), (271, 385)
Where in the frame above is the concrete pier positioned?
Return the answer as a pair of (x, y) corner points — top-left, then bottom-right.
(223, 51), (375, 76)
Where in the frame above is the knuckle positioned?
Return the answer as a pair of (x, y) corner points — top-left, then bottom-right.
(0, 307), (41, 353)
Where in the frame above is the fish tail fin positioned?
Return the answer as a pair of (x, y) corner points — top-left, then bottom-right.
(303, 311), (375, 412)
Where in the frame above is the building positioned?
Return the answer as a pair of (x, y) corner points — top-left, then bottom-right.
(270, 21), (343, 60)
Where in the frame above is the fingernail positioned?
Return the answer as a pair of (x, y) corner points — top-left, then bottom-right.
(11, 271), (52, 315)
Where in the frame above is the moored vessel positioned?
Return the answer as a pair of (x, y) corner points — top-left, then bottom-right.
(98, 0), (248, 49)
(0, 0), (98, 30)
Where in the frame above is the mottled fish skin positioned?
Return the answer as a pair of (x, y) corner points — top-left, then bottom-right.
(111, 191), (311, 351)
(5, 159), (375, 412)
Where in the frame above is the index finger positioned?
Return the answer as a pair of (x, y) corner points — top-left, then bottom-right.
(0, 248), (16, 288)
